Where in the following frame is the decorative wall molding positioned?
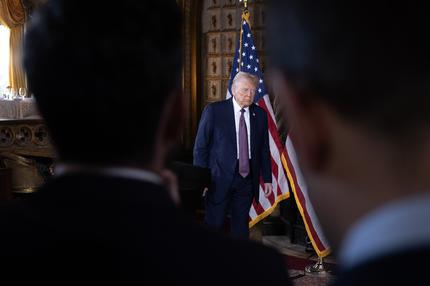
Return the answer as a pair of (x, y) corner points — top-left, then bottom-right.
(0, 119), (54, 158)
(201, 0), (267, 104)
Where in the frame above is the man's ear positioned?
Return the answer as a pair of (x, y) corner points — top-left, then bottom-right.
(271, 71), (330, 174)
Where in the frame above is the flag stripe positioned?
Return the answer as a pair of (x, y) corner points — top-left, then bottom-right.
(284, 151), (325, 251)
(259, 98), (285, 152)
(283, 137), (331, 257)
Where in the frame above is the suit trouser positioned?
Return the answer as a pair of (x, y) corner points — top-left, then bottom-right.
(205, 172), (254, 239)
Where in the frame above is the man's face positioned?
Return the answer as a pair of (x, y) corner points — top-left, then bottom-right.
(233, 78), (256, 107)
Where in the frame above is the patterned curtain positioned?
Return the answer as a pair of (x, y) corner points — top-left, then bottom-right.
(0, 0), (26, 91)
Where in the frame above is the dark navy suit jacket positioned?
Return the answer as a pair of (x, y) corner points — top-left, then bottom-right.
(193, 98), (272, 203)
(333, 247), (430, 286)
(0, 173), (291, 285)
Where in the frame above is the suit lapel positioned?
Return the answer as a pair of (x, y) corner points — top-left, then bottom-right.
(249, 104), (257, 159)
(226, 98), (237, 157)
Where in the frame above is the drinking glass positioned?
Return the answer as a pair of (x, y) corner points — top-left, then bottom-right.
(19, 87), (27, 98)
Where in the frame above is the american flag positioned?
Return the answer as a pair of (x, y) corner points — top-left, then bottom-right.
(284, 137), (331, 257)
(227, 9), (330, 257)
(227, 10), (290, 227)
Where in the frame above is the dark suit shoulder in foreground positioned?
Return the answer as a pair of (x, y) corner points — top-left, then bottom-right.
(334, 247), (430, 286)
(0, 174), (290, 286)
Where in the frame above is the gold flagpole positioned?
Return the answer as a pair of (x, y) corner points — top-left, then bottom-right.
(238, 0), (250, 71)
(305, 256), (327, 276)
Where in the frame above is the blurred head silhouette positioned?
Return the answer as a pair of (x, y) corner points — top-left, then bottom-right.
(24, 0), (183, 172)
(267, 0), (430, 250)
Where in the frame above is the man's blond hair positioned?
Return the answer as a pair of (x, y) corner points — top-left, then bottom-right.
(231, 72), (259, 92)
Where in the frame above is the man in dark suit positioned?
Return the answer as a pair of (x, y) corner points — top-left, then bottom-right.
(0, 1), (292, 285)
(267, 0), (430, 285)
(194, 71), (272, 239)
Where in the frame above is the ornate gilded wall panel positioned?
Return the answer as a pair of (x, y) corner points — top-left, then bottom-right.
(0, 119), (54, 158)
(180, 0), (278, 146)
(201, 0), (266, 105)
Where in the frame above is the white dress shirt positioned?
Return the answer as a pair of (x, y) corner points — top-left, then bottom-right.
(232, 97), (251, 159)
(338, 193), (430, 270)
